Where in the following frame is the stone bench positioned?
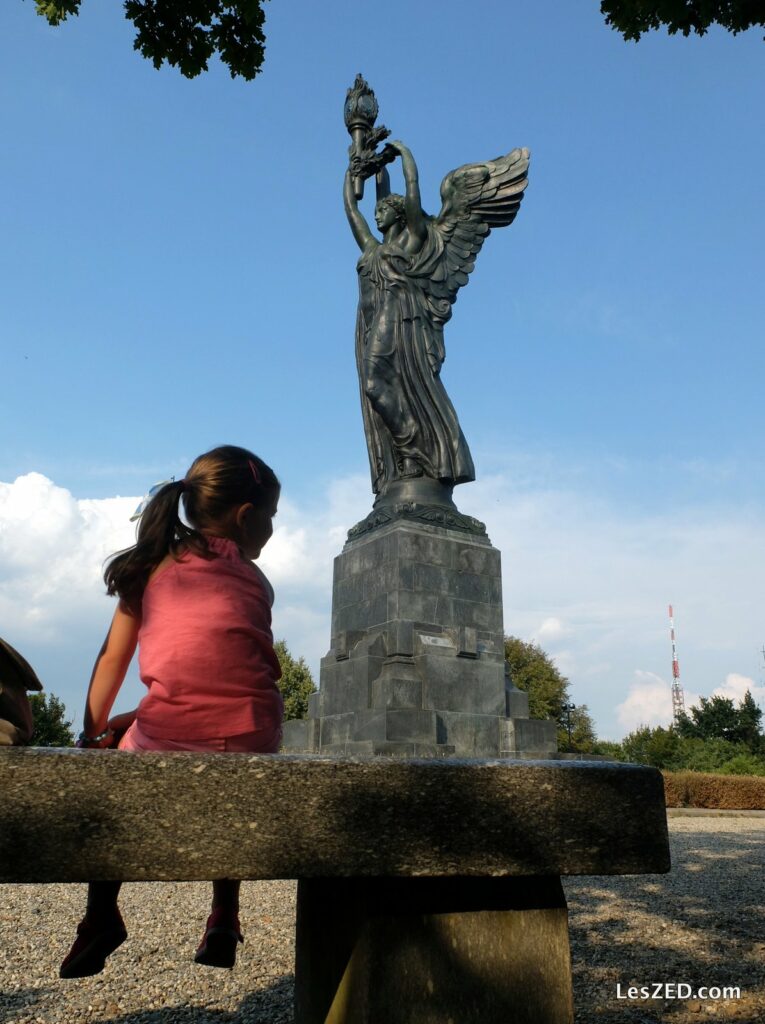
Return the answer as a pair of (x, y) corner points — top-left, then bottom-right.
(1, 749), (670, 1024)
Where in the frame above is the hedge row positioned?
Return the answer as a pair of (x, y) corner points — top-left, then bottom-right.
(663, 770), (765, 809)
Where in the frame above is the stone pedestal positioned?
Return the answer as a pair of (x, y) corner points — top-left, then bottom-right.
(295, 876), (573, 1024)
(282, 519), (557, 758)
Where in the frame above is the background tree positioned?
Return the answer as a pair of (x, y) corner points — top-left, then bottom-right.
(590, 738), (626, 761)
(615, 713), (765, 774)
(620, 724), (680, 769)
(676, 692), (763, 748)
(274, 639), (316, 721)
(676, 695), (739, 741)
(736, 690), (763, 750)
(559, 703), (597, 754)
(24, 692), (75, 747)
(30, 1), (268, 80)
(504, 636), (568, 720)
(601, 1), (765, 42)
(503, 636), (596, 744)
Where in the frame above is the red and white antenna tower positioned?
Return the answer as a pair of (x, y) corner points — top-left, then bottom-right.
(668, 604), (686, 724)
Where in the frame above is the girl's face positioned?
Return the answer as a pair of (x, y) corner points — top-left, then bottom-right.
(235, 490), (279, 560)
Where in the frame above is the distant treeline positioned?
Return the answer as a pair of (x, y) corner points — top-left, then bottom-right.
(593, 692), (765, 776)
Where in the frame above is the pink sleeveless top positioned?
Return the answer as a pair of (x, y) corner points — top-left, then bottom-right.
(135, 536), (283, 741)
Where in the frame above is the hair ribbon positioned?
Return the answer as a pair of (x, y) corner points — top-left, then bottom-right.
(129, 477), (176, 522)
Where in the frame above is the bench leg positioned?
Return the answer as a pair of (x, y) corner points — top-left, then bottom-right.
(294, 876), (573, 1024)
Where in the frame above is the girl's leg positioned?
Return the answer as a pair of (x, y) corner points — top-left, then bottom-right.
(211, 878), (240, 912)
(195, 880), (243, 968)
(195, 731), (276, 968)
(86, 880), (123, 921)
(60, 882), (127, 979)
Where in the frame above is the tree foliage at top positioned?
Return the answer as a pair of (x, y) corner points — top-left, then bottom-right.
(24, 692), (75, 747)
(601, 0), (765, 42)
(30, 0), (268, 80)
(274, 639), (316, 722)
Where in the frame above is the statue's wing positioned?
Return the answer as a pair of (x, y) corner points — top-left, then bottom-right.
(431, 147), (529, 305)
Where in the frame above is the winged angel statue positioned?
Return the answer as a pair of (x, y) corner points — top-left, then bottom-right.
(344, 112), (529, 507)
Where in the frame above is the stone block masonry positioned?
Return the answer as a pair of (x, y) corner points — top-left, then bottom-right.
(282, 519), (558, 758)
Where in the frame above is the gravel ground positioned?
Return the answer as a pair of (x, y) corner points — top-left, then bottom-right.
(566, 817), (765, 1023)
(1, 818), (763, 1023)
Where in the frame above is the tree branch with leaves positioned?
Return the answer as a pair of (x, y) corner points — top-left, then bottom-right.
(601, 0), (765, 42)
(29, 0), (268, 79)
(274, 639), (316, 722)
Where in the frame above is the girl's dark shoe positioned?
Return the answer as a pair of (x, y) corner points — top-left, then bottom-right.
(194, 908), (243, 969)
(59, 914), (127, 979)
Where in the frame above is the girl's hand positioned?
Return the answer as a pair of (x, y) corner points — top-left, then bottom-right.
(75, 727), (115, 749)
(106, 707), (138, 748)
(107, 709), (138, 734)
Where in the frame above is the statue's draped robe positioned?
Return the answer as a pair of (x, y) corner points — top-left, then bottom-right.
(355, 223), (475, 496)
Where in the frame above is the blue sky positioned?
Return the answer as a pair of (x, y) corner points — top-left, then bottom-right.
(1, 1), (764, 740)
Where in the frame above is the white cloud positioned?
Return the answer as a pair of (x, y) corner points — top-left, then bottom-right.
(616, 671), (703, 733)
(0, 474), (136, 642)
(616, 672), (673, 731)
(712, 673), (765, 708)
(537, 616), (564, 639)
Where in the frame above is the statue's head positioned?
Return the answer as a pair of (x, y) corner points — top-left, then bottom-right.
(375, 194), (406, 230)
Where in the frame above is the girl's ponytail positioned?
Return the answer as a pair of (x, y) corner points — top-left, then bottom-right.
(104, 480), (206, 613)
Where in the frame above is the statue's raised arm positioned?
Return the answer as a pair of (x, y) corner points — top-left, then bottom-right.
(387, 140), (427, 251)
(344, 165), (375, 252)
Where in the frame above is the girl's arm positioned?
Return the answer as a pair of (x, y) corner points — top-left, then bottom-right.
(81, 601), (140, 743)
(344, 168), (374, 251)
(391, 141), (427, 247)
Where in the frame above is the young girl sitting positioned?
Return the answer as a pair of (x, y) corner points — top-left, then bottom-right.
(60, 445), (283, 979)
